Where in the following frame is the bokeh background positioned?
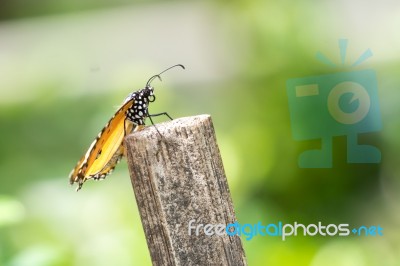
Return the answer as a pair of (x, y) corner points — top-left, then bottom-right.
(1, 0), (400, 265)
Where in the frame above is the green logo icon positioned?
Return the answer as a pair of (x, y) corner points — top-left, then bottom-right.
(286, 40), (382, 168)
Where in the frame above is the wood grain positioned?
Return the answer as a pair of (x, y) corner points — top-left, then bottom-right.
(125, 115), (247, 266)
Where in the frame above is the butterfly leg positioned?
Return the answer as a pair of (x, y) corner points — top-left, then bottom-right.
(147, 112), (173, 137)
(148, 112), (173, 121)
(148, 115), (163, 137)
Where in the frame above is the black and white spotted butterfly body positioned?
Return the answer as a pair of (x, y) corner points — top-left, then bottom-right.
(125, 86), (155, 125)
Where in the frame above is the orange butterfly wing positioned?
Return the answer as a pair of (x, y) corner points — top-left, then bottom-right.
(69, 99), (142, 191)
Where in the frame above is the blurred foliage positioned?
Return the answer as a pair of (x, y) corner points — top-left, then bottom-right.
(1, 0), (400, 266)
(0, 0), (139, 21)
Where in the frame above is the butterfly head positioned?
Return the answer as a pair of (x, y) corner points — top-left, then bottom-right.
(125, 64), (185, 125)
(142, 85), (156, 103)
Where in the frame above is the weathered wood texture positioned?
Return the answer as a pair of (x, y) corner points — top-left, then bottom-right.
(125, 115), (247, 266)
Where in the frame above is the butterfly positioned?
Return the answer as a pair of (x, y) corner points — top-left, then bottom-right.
(69, 64), (185, 191)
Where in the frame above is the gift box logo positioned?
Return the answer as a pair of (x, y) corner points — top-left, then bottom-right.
(286, 40), (382, 168)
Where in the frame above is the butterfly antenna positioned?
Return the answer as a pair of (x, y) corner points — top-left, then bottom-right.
(146, 64), (185, 86)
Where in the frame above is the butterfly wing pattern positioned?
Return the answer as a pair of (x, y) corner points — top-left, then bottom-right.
(69, 89), (153, 191)
(69, 64), (184, 191)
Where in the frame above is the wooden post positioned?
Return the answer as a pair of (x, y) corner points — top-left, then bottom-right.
(124, 115), (247, 266)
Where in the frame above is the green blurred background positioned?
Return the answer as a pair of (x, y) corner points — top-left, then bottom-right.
(1, 0), (400, 265)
